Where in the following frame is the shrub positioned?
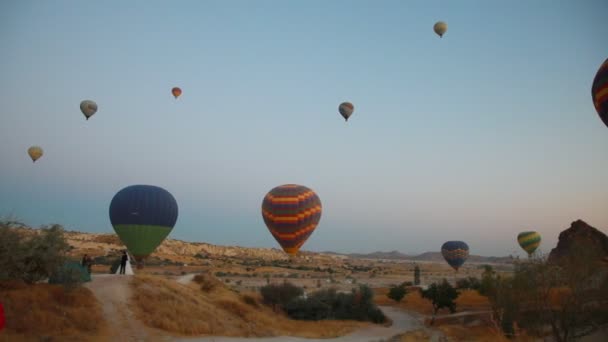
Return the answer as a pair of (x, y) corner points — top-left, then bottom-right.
(241, 294), (259, 307)
(456, 277), (481, 290)
(284, 285), (386, 324)
(193, 273), (220, 292)
(387, 283), (407, 302)
(414, 265), (421, 285)
(0, 224), (70, 284)
(421, 279), (459, 324)
(260, 281), (303, 311)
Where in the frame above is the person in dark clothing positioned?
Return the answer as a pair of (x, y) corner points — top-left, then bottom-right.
(82, 254), (88, 268)
(119, 251), (128, 275)
(86, 256), (93, 274)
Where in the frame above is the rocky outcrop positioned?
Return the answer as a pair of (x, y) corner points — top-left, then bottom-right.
(548, 220), (608, 264)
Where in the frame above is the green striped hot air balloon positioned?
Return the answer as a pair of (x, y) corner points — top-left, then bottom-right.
(517, 231), (541, 256)
(109, 185), (178, 268)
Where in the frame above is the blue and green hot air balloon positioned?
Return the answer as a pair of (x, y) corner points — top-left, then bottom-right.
(441, 241), (469, 271)
(109, 185), (178, 268)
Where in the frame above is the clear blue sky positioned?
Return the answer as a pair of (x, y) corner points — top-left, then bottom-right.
(1, 0), (607, 257)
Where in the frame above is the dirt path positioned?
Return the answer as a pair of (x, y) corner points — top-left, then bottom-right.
(89, 273), (445, 342)
(173, 306), (444, 342)
(85, 274), (170, 342)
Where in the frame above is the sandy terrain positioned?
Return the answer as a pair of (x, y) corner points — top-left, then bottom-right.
(85, 274), (172, 341)
(173, 306), (443, 342)
(84, 273), (448, 342)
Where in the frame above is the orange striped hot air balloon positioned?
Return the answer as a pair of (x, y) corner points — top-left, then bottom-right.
(261, 184), (322, 255)
(592, 58), (608, 128)
(171, 87), (182, 99)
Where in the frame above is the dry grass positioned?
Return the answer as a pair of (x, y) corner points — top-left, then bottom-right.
(375, 287), (490, 315)
(438, 325), (509, 342)
(0, 281), (105, 341)
(455, 289), (491, 311)
(130, 274), (366, 338)
(397, 329), (432, 341)
(374, 287), (434, 315)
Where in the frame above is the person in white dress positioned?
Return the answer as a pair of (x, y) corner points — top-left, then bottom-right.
(115, 250), (134, 275)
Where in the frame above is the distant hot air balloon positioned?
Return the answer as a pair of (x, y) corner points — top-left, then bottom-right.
(109, 185), (178, 268)
(338, 102), (354, 121)
(27, 146), (43, 162)
(262, 184), (322, 255)
(80, 100), (98, 120)
(517, 231), (541, 256)
(441, 241), (469, 271)
(434, 21), (448, 38)
(172, 87), (182, 99)
(591, 58), (608, 128)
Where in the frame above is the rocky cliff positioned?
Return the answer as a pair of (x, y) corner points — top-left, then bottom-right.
(548, 220), (608, 264)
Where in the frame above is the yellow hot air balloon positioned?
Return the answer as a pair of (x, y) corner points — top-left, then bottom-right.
(434, 21), (448, 38)
(28, 146), (43, 162)
(517, 231), (541, 256)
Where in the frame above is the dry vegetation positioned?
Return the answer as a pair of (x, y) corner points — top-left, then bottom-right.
(375, 287), (490, 315)
(0, 281), (105, 342)
(437, 325), (510, 342)
(129, 273), (366, 338)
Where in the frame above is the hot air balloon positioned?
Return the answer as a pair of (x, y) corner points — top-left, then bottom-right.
(262, 184), (322, 255)
(441, 241), (469, 271)
(27, 146), (43, 162)
(434, 21), (447, 38)
(80, 100), (98, 120)
(171, 87), (182, 99)
(109, 185), (178, 268)
(592, 58), (608, 128)
(338, 102), (354, 121)
(517, 231), (541, 256)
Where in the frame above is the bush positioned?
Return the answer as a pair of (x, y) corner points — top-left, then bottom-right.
(241, 294), (259, 307)
(422, 279), (459, 324)
(0, 224), (70, 284)
(414, 265), (421, 285)
(260, 281), (303, 311)
(193, 273), (221, 292)
(387, 283), (407, 302)
(456, 277), (481, 290)
(284, 285), (386, 324)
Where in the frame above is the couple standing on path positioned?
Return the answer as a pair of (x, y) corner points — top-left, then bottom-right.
(119, 251), (128, 275)
(116, 250), (135, 275)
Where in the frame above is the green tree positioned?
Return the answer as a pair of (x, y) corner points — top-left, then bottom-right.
(421, 279), (459, 324)
(387, 283), (407, 302)
(414, 265), (421, 285)
(260, 281), (303, 311)
(0, 223), (70, 284)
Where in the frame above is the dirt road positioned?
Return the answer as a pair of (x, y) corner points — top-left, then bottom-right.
(88, 274), (445, 342)
(85, 274), (171, 342)
(173, 306), (444, 342)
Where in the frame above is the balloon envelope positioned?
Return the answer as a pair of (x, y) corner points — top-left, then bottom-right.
(592, 58), (608, 128)
(434, 21), (447, 38)
(441, 241), (469, 271)
(109, 185), (178, 264)
(517, 231), (541, 256)
(80, 100), (98, 120)
(262, 184), (322, 255)
(27, 146), (43, 162)
(172, 87), (182, 99)
(338, 102), (354, 121)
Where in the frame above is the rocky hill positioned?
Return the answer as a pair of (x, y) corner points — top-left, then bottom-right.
(548, 219), (608, 264)
(6, 224), (510, 264)
(338, 250), (512, 263)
